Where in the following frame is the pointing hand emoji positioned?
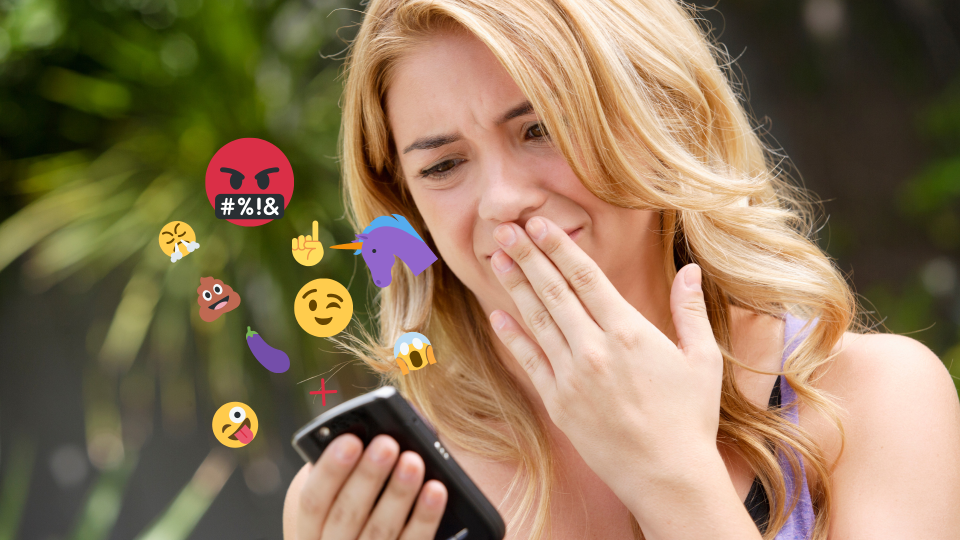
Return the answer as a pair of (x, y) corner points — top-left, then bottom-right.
(292, 220), (324, 266)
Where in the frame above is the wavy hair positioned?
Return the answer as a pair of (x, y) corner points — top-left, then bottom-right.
(333, 0), (857, 538)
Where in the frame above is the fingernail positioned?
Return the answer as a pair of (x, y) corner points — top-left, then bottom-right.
(397, 458), (416, 481)
(425, 485), (443, 506)
(490, 310), (507, 330)
(334, 438), (360, 463)
(371, 440), (393, 464)
(494, 224), (516, 246)
(684, 265), (702, 292)
(526, 217), (546, 241)
(491, 250), (514, 273)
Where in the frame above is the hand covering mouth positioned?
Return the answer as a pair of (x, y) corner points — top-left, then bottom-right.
(209, 296), (230, 310)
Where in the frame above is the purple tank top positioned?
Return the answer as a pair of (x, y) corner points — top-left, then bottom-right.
(774, 314), (816, 539)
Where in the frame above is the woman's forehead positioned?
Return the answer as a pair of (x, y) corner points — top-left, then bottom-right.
(385, 34), (529, 141)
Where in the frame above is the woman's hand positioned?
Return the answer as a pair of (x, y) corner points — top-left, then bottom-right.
(488, 216), (728, 519)
(283, 433), (448, 540)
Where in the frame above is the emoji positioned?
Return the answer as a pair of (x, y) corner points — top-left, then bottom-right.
(393, 332), (437, 375)
(331, 214), (437, 287)
(212, 402), (258, 448)
(292, 220), (324, 266)
(309, 378), (337, 406)
(245, 326), (290, 373)
(205, 138), (294, 227)
(159, 221), (200, 263)
(196, 277), (242, 322)
(294, 279), (353, 338)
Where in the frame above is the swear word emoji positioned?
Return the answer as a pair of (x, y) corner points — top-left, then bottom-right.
(197, 277), (241, 322)
(205, 138), (294, 227)
(292, 220), (324, 266)
(159, 221), (199, 263)
(294, 278), (353, 338)
(212, 402), (258, 448)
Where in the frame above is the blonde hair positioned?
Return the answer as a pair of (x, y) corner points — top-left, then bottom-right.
(334, 0), (856, 538)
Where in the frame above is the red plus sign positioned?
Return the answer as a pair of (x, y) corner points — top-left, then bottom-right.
(309, 378), (337, 406)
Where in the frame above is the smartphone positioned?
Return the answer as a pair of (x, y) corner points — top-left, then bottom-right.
(292, 386), (506, 540)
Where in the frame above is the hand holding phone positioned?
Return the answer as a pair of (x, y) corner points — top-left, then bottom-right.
(287, 431), (450, 540)
(290, 386), (505, 540)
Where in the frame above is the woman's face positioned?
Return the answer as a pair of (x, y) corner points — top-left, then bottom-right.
(385, 28), (674, 341)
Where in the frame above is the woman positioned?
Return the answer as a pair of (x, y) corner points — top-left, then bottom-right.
(284, 0), (960, 538)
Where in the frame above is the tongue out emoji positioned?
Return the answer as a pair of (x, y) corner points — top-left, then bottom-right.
(212, 402), (259, 448)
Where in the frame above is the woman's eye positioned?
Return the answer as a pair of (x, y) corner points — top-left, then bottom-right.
(419, 158), (465, 180)
(525, 122), (549, 140)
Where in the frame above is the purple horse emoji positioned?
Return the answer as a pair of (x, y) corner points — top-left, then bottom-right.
(330, 214), (438, 287)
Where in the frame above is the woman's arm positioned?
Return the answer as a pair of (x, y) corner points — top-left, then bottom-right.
(815, 332), (960, 539)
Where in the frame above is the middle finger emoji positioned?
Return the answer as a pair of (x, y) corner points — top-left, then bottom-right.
(292, 220), (324, 266)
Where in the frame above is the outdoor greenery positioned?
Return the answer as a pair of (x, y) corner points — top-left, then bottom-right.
(0, 0), (957, 538)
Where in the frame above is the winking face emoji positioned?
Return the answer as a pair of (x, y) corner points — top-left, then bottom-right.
(393, 332), (437, 375)
(212, 402), (258, 448)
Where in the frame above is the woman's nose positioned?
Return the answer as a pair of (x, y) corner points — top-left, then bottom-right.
(476, 157), (547, 224)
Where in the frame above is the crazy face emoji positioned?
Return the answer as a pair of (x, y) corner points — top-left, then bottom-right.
(159, 221), (200, 263)
(294, 279), (353, 338)
(393, 332), (437, 375)
(197, 277), (241, 322)
(205, 138), (294, 227)
(212, 402), (258, 448)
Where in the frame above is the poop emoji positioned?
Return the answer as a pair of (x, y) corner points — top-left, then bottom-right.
(393, 332), (437, 375)
(212, 402), (258, 448)
(159, 221), (199, 263)
(197, 277), (241, 322)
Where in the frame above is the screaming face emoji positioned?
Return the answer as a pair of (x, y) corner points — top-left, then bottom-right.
(212, 402), (258, 448)
(197, 277), (242, 322)
(159, 221), (200, 263)
(393, 332), (437, 375)
(294, 279), (353, 338)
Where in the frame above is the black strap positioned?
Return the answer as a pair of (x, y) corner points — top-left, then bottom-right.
(743, 376), (781, 534)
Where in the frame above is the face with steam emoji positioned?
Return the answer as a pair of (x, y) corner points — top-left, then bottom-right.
(159, 221), (199, 263)
(212, 402), (258, 448)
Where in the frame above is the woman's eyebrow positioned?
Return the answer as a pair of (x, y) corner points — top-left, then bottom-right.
(401, 100), (535, 154)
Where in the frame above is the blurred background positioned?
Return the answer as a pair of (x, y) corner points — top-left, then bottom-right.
(0, 0), (958, 538)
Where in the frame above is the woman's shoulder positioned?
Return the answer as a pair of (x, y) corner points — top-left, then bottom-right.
(805, 329), (960, 490)
(818, 330), (957, 413)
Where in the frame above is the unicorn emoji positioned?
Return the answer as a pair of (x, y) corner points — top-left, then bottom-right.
(330, 214), (438, 287)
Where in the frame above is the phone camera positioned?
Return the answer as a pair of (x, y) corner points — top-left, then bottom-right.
(318, 427), (331, 437)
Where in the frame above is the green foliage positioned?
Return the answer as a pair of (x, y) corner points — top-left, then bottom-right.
(0, 0), (372, 536)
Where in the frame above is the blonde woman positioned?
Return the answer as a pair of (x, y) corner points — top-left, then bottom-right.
(283, 0), (960, 538)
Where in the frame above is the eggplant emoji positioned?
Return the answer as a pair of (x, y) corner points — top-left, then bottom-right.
(245, 327), (290, 373)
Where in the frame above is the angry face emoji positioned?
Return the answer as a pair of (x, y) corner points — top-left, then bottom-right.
(197, 277), (241, 322)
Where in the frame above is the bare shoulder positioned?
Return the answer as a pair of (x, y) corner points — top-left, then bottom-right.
(814, 331), (959, 424)
(806, 331), (960, 538)
(825, 331), (955, 388)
